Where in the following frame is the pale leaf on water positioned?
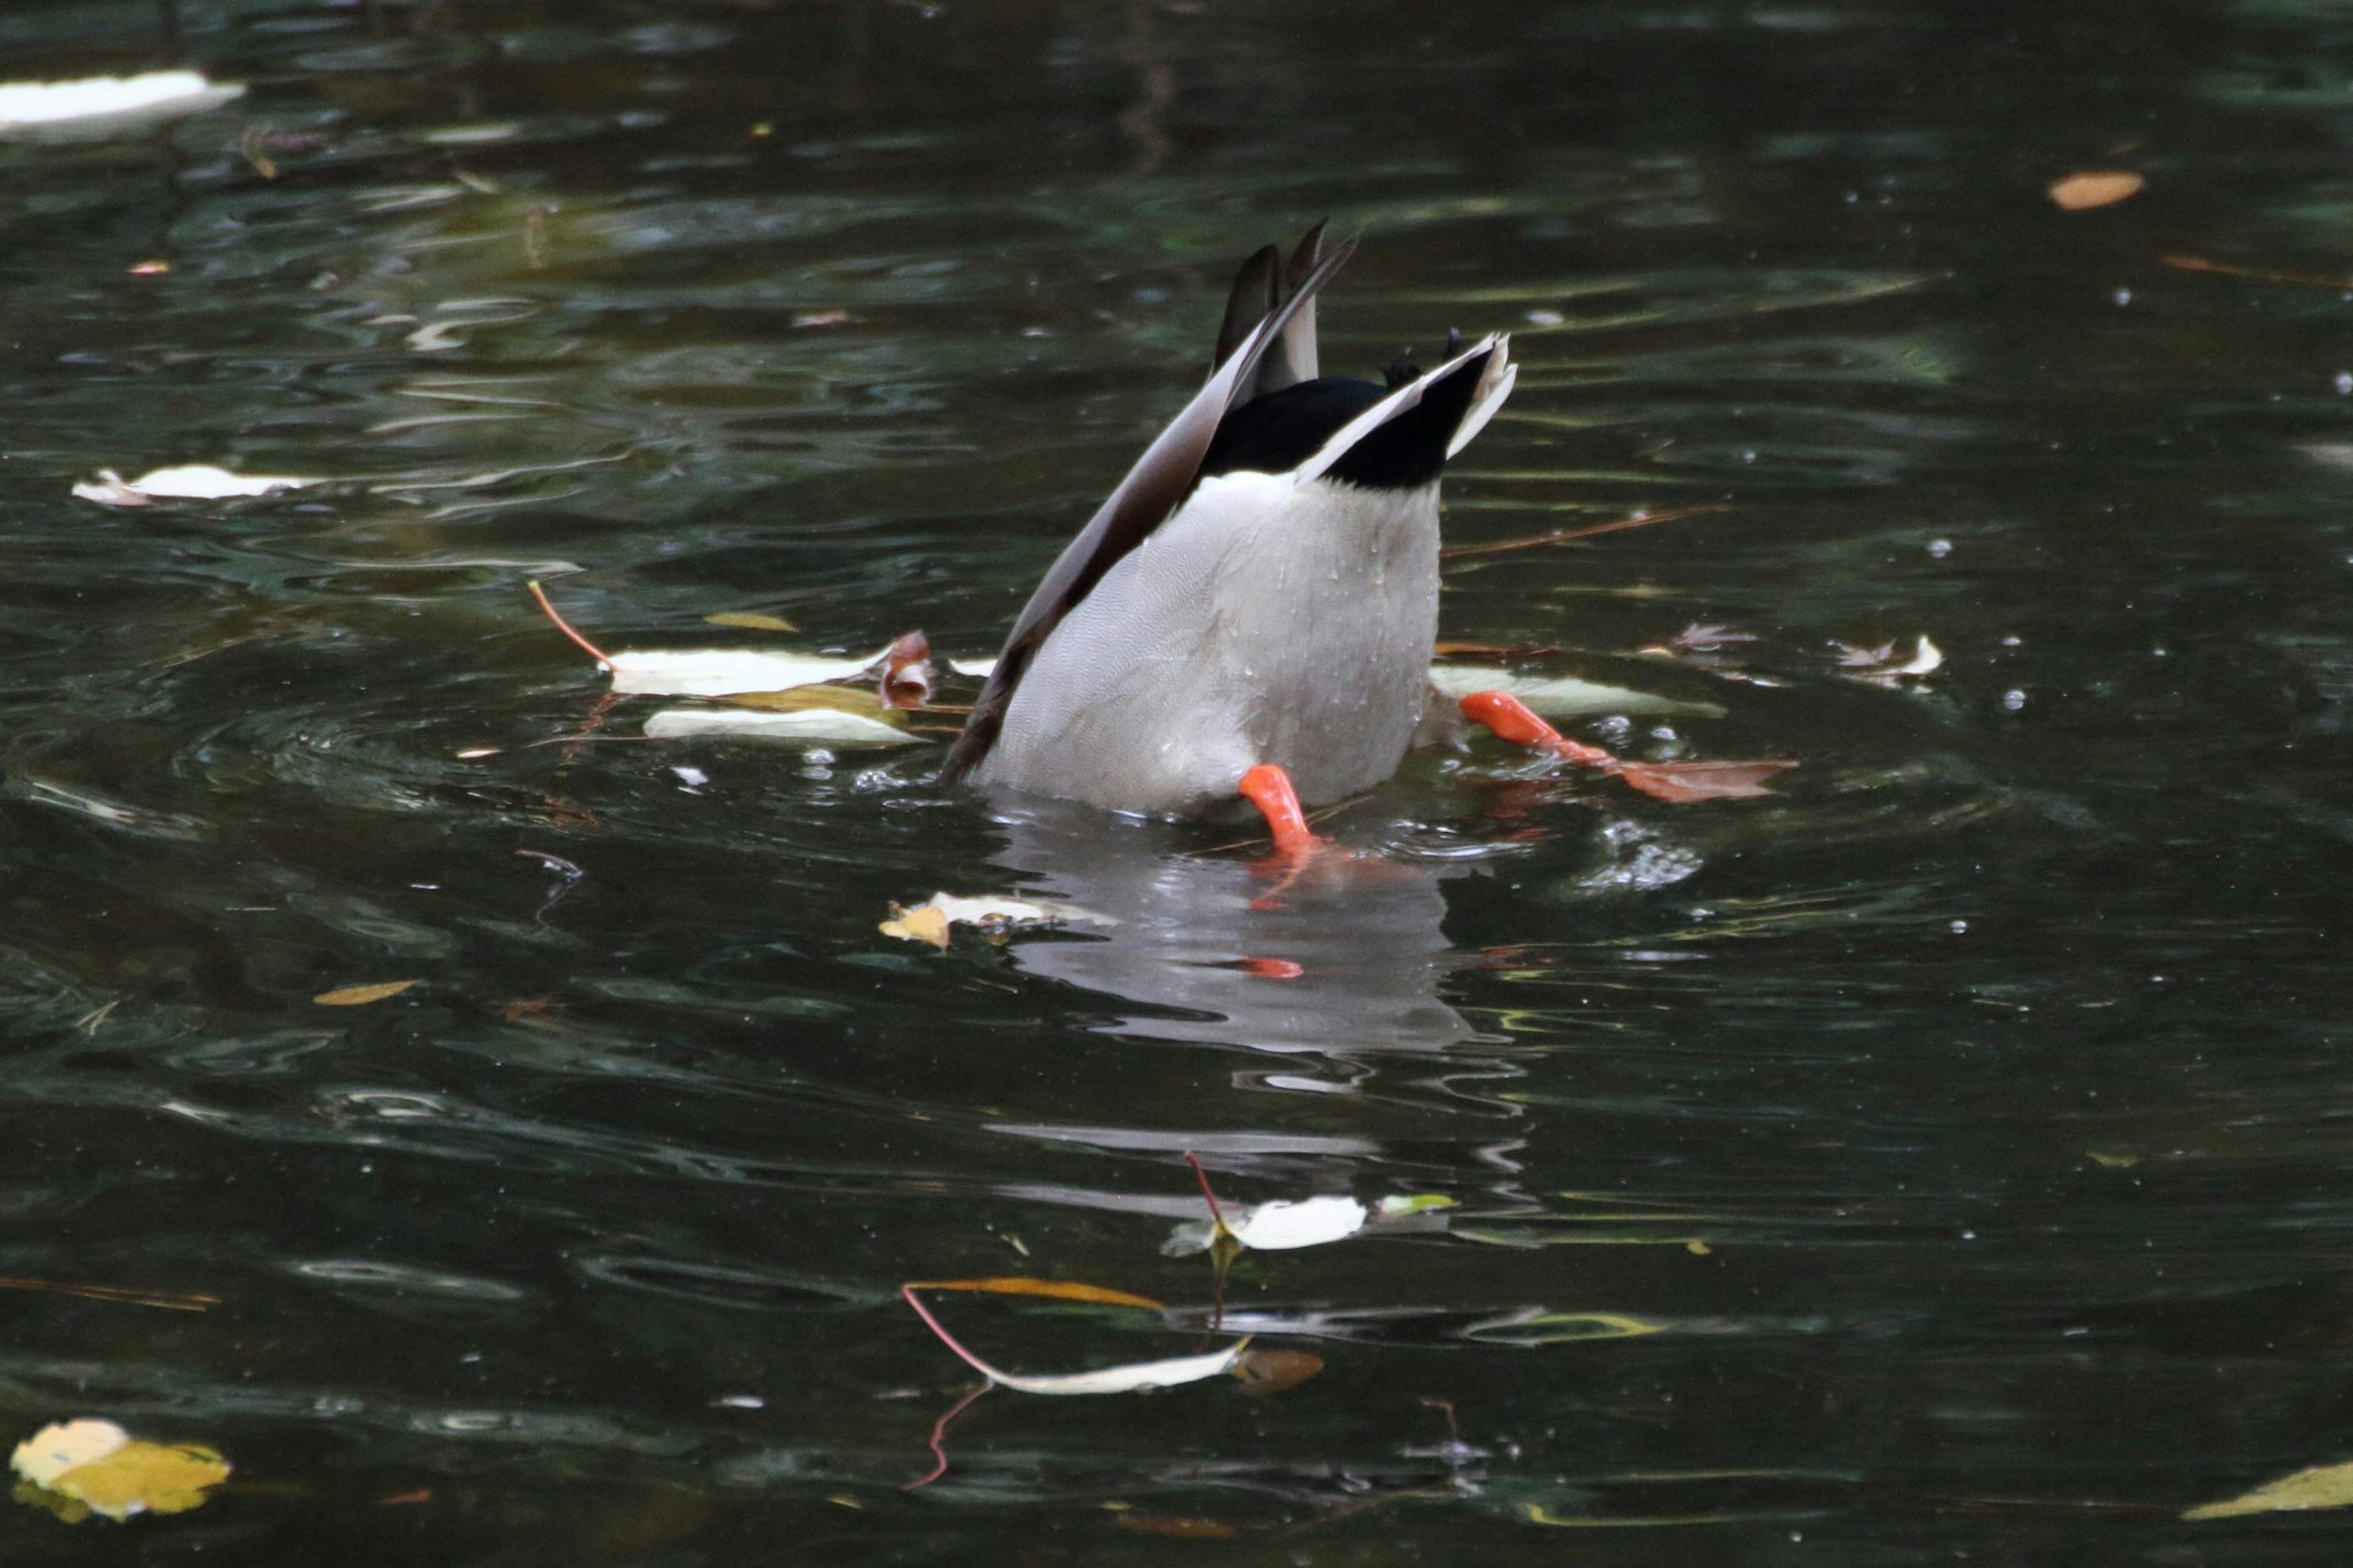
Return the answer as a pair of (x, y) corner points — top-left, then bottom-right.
(983, 1343), (1249, 1396)
(880, 892), (1107, 946)
(902, 1284), (1249, 1396)
(0, 72), (243, 133)
(605, 647), (896, 697)
(74, 466), (319, 507)
(1164, 1194), (1369, 1256)
(643, 707), (915, 747)
(1427, 665), (1725, 719)
(2184, 1459), (2353, 1520)
(311, 979), (422, 1007)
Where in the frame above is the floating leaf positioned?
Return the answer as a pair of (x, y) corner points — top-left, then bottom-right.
(947, 657), (998, 678)
(1428, 665), (1724, 720)
(74, 465), (317, 507)
(703, 611), (797, 633)
(1376, 1194), (1458, 1217)
(2048, 170), (2144, 211)
(1165, 1195), (1370, 1257)
(901, 1285), (1246, 1396)
(311, 979), (421, 1007)
(1612, 757), (1798, 803)
(605, 648), (897, 697)
(0, 71), (243, 134)
(1833, 634), (1942, 686)
(1116, 1515), (1240, 1539)
(881, 892), (1107, 947)
(529, 581), (918, 697)
(1229, 1349), (1324, 1393)
(879, 904), (952, 949)
(2185, 1460), (2353, 1521)
(904, 1276), (1164, 1310)
(643, 707), (915, 747)
(12, 1420), (230, 1522)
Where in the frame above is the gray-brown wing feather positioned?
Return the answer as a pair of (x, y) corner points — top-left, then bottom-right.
(940, 230), (1355, 782)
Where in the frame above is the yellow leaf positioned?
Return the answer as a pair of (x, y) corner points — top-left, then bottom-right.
(2048, 170), (2143, 211)
(905, 1276), (1164, 1309)
(879, 906), (952, 949)
(727, 684), (892, 718)
(53, 1441), (230, 1521)
(311, 979), (421, 1007)
(12, 1421), (230, 1523)
(2185, 1460), (2353, 1520)
(703, 611), (797, 633)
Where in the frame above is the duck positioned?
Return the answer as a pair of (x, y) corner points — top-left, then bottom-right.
(942, 226), (1781, 856)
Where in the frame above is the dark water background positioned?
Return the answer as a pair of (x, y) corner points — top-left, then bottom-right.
(6, 0), (2353, 1560)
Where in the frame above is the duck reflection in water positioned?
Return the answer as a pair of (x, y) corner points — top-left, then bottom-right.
(983, 793), (1478, 1059)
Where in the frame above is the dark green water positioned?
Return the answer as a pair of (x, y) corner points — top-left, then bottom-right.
(6, 0), (2353, 1560)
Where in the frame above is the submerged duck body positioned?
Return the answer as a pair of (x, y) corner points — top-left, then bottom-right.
(943, 228), (1515, 819)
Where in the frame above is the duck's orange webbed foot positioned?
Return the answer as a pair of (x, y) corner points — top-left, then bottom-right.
(1457, 691), (1795, 803)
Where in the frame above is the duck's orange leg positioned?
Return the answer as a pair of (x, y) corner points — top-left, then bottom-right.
(1237, 763), (1324, 860)
(1458, 691), (1795, 803)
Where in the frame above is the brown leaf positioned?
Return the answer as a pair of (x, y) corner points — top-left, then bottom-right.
(1115, 1513), (1240, 1539)
(1614, 759), (1798, 803)
(2048, 170), (2143, 211)
(904, 1276), (1164, 1310)
(311, 979), (421, 1007)
(703, 611), (797, 633)
(1230, 1349), (1324, 1393)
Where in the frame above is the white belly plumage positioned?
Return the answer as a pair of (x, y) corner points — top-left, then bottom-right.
(972, 471), (1441, 815)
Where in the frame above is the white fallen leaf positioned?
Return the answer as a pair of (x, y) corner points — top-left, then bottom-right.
(1890, 635), (1944, 676)
(1428, 665), (1725, 719)
(948, 657), (998, 678)
(881, 890), (1107, 946)
(1164, 1194), (1370, 1256)
(11, 1419), (128, 1488)
(605, 646), (897, 697)
(985, 1343), (1248, 1396)
(0, 71), (243, 134)
(642, 707), (916, 746)
(74, 464), (318, 506)
(1232, 1195), (1369, 1249)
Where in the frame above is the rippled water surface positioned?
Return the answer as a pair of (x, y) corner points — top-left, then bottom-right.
(7, 0), (2353, 1560)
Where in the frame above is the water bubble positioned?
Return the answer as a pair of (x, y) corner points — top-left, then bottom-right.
(2336, 371), (2353, 395)
(2001, 689), (2027, 711)
(2113, 287), (2132, 306)
(1927, 538), (1952, 559)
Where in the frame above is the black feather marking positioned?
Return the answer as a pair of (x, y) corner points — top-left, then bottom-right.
(1324, 345), (1495, 491)
(1199, 377), (1387, 478)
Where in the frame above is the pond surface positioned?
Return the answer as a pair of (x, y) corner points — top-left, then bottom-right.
(6, 0), (2353, 1560)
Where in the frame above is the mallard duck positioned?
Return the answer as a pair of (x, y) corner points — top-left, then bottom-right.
(943, 227), (1779, 855)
